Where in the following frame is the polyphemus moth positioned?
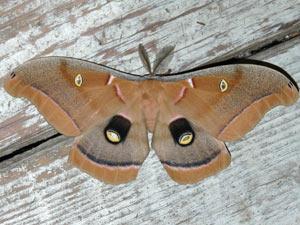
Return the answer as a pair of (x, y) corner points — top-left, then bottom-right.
(4, 44), (299, 184)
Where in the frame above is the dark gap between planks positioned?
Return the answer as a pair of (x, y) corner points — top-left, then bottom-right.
(0, 133), (61, 163)
(249, 30), (300, 55)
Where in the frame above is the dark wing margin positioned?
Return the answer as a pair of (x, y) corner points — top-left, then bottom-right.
(151, 102), (231, 184)
(4, 57), (139, 136)
(162, 63), (299, 141)
(68, 101), (150, 184)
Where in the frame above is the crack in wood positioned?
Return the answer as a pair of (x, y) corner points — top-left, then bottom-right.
(0, 133), (61, 163)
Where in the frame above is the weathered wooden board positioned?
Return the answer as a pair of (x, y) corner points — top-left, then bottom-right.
(0, 0), (300, 225)
(2, 37), (300, 225)
(1, 0), (300, 156)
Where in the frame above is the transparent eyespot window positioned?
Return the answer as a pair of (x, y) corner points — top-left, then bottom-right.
(179, 133), (193, 145)
(219, 79), (228, 92)
(106, 130), (121, 143)
(75, 74), (83, 87)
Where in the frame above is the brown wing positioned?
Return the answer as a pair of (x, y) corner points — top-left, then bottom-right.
(152, 101), (230, 184)
(162, 64), (298, 141)
(4, 57), (138, 136)
(68, 100), (149, 184)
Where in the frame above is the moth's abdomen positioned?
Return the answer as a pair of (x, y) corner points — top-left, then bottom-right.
(140, 80), (162, 132)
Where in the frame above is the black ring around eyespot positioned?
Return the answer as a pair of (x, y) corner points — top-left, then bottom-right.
(104, 115), (131, 145)
(169, 118), (195, 147)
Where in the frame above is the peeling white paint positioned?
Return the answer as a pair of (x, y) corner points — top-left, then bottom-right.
(24, 105), (40, 117)
(23, 116), (40, 128)
(0, 91), (26, 121)
(38, 121), (50, 128)
(0, 133), (20, 149)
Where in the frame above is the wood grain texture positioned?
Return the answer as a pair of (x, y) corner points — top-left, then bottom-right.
(0, 0), (300, 224)
(1, 0), (300, 156)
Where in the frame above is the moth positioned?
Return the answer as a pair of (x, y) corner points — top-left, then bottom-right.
(4, 44), (299, 184)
